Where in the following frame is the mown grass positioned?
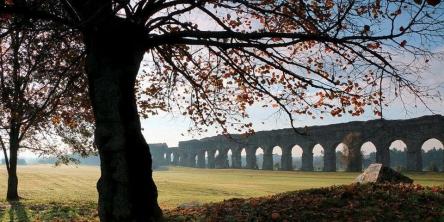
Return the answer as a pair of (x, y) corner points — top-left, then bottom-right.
(0, 165), (443, 221)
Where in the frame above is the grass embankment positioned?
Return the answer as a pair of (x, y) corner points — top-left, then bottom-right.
(0, 165), (443, 221)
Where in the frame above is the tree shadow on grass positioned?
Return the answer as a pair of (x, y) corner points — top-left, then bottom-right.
(1, 201), (97, 221)
(7, 201), (30, 222)
(37, 202), (98, 221)
(0, 202), (6, 221)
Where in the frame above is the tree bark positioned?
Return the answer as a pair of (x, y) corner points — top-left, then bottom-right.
(83, 18), (162, 221)
(6, 129), (20, 201)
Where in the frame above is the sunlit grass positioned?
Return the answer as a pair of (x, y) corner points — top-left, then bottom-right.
(0, 165), (443, 221)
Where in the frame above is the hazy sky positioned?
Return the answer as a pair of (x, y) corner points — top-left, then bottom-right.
(141, 55), (444, 154)
(138, 6), (444, 153)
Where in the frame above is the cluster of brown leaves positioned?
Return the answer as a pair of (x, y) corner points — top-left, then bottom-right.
(138, 0), (443, 136)
(165, 183), (444, 221)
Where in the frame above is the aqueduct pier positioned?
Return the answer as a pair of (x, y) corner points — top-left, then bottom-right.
(150, 115), (444, 172)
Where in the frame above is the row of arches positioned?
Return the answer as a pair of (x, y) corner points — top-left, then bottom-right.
(165, 138), (444, 172)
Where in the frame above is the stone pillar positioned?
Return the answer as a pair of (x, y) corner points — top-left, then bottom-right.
(262, 146), (273, 170)
(347, 147), (362, 172)
(280, 146), (293, 171)
(301, 145), (314, 171)
(406, 140), (422, 171)
(172, 151), (178, 165)
(323, 144), (336, 172)
(343, 133), (363, 172)
(406, 150), (422, 171)
(215, 149), (229, 168)
(231, 148), (242, 169)
(374, 141), (390, 167)
(246, 147), (257, 169)
(179, 152), (187, 166)
(188, 153), (197, 167)
(207, 150), (216, 168)
(197, 151), (206, 168)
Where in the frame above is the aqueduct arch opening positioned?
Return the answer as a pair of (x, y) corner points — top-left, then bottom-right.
(291, 145), (303, 170)
(255, 147), (264, 170)
(335, 143), (348, 171)
(240, 148), (247, 168)
(313, 144), (324, 171)
(361, 142), (377, 169)
(390, 140), (407, 171)
(272, 146), (283, 170)
(421, 138), (444, 171)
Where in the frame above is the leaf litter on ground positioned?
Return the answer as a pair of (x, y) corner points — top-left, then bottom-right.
(164, 183), (444, 222)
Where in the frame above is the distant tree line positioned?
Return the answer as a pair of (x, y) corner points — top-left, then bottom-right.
(1, 154), (100, 166)
(390, 148), (444, 172)
(1, 158), (27, 165)
(34, 155), (100, 166)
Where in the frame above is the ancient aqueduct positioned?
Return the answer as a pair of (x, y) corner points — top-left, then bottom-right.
(150, 115), (444, 172)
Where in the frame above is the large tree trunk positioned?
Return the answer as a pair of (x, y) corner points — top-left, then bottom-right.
(6, 130), (20, 201)
(83, 18), (162, 221)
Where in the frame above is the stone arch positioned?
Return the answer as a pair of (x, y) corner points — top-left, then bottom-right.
(313, 144), (324, 171)
(194, 154), (198, 167)
(204, 150), (209, 167)
(227, 148), (233, 168)
(213, 149), (221, 168)
(163, 152), (171, 165)
(421, 138), (444, 171)
(255, 147), (264, 169)
(291, 145), (303, 170)
(196, 150), (206, 168)
(389, 140), (407, 171)
(240, 148), (247, 168)
(271, 146), (283, 170)
(171, 151), (179, 165)
(335, 143), (348, 171)
(361, 141), (377, 169)
(167, 152), (174, 165)
(169, 153), (173, 164)
(176, 152), (183, 166)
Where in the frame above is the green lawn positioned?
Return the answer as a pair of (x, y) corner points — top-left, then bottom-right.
(0, 165), (443, 221)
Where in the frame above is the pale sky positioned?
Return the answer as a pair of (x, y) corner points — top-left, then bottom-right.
(140, 55), (444, 154)
(139, 9), (444, 153)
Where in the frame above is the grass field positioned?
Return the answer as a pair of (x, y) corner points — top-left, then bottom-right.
(0, 165), (443, 221)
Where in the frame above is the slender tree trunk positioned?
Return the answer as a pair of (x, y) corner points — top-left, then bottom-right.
(83, 18), (162, 221)
(6, 131), (20, 201)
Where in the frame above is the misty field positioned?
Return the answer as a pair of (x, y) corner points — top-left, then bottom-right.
(0, 165), (443, 221)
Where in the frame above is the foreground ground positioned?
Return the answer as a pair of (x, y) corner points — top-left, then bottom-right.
(166, 183), (444, 221)
(0, 165), (443, 221)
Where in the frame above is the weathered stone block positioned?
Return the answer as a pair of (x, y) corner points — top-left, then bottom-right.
(355, 163), (413, 184)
